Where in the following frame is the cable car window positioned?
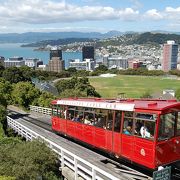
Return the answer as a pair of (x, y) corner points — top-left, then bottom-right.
(67, 106), (76, 120)
(176, 112), (180, 136)
(52, 105), (57, 116)
(114, 111), (122, 132)
(106, 110), (113, 131)
(57, 105), (65, 119)
(73, 106), (84, 123)
(84, 112), (94, 125)
(123, 111), (133, 135)
(134, 113), (156, 140)
(158, 113), (175, 140)
(84, 107), (94, 112)
(94, 109), (107, 129)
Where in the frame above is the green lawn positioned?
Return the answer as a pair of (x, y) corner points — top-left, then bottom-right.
(89, 75), (180, 98)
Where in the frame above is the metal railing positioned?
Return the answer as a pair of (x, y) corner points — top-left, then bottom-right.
(29, 105), (52, 115)
(7, 116), (120, 180)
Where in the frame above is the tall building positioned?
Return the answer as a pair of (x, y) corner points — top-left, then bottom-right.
(0, 56), (5, 66)
(82, 46), (94, 60)
(162, 40), (178, 72)
(48, 48), (64, 73)
(50, 49), (62, 60)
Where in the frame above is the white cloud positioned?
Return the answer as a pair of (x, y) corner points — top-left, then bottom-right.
(144, 9), (163, 20)
(1, 0), (180, 33)
(0, 0), (139, 24)
(165, 7), (180, 21)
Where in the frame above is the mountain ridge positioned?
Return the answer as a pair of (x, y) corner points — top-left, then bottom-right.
(0, 31), (180, 44)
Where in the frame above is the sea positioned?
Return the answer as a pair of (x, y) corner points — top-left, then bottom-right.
(0, 43), (82, 68)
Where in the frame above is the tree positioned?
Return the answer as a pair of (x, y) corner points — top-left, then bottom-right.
(0, 62), (5, 77)
(12, 82), (40, 108)
(0, 78), (12, 105)
(55, 77), (101, 97)
(55, 77), (77, 94)
(140, 90), (152, 98)
(37, 92), (55, 107)
(66, 67), (77, 76)
(95, 65), (108, 72)
(0, 105), (7, 136)
(2, 67), (30, 83)
(19, 66), (33, 80)
(175, 88), (180, 100)
(0, 141), (60, 180)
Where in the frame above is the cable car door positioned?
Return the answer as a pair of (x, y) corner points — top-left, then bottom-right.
(156, 112), (180, 166)
(112, 111), (122, 155)
(121, 112), (134, 159)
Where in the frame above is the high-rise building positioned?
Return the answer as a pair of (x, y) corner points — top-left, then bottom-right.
(48, 48), (64, 73)
(162, 40), (178, 72)
(50, 49), (62, 60)
(0, 56), (5, 66)
(82, 46), (94, 60)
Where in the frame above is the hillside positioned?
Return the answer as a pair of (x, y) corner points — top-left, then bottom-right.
(96, 32), (180, 48)
(131, 32), (180, 44)
(0, 31), (123, 43)
(21, 32), (180, 48)
(21, 38), (95, 47)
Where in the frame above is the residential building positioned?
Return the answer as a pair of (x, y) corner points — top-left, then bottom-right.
(162, 40), (178, 72)
(107, 55), (128, 69)
(128, 59), (141, 69)
(69, 58), (95, 71)
(25, 58), (42, 68)
(82, 46), (94, 60)
(36, 64), (47, 71)
(4, 56), (25, 68)
(102, 55), (109, 67)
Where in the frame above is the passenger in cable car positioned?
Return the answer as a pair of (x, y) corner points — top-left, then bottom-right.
(67, 113), (73, 120)
(135, 121), (142, 135)
(84, 116), (91, 125)
(124, 126), (132, 135)
(73, 114), (81, 122)
(140, 125), (151, 138)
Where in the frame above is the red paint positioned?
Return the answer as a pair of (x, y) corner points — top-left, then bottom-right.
(51, 98), (180, 170)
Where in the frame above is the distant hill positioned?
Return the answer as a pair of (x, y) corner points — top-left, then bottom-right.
(22, 32), (180, 48)
(95, 32), (180, 48)
(0, 31), (123, 43)
(21, 38), (95, 47)
(1, 31), (180, 46)
(131, 32), (180, 44)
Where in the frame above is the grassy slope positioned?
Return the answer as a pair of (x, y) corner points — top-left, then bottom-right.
(89, 75), (180, 98)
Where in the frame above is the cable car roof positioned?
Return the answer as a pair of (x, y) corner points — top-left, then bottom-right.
(51, 98), (180, 111)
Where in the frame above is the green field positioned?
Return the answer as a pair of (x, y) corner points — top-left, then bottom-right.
(89, 75), (180, 98)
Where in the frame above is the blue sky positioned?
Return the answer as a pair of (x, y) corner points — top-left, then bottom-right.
(0, 0), (180, 33)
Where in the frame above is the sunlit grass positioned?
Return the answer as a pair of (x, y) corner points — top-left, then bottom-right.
(89, 75), (180, 98)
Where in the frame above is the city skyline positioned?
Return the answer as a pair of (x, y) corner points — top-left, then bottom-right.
(0, 0), (180, 33)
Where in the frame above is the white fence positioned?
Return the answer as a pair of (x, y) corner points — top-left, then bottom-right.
(7, 116), (120, 180)
(29, 105), (52, 115)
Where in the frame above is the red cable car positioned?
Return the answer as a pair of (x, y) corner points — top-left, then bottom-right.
(51, 98), (180, 170)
